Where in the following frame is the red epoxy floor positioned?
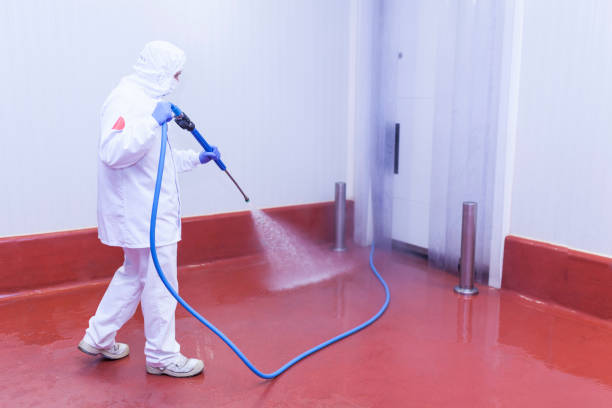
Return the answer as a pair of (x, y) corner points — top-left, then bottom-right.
(2, 247), (612, 407)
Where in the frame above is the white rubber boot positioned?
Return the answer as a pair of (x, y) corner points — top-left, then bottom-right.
(146, 354), (204, 377)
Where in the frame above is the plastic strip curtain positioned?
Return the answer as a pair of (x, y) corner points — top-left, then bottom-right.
(428, 0), (506, 282)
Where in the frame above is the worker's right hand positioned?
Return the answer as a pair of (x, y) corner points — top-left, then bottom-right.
(199, 146), (220, 164)
(152, 101), (174, 126)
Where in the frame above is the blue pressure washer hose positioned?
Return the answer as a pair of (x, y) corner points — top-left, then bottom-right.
(149, 109), (390, 379)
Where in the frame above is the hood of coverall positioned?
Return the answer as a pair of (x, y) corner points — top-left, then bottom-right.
(130, 41), (186, 98)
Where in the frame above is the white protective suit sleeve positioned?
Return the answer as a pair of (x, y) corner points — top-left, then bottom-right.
(99, 97), (160, 169)
(172, 148), (201, 173)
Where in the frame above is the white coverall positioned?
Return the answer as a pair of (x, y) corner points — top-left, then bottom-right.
(83, 41), (200, 367)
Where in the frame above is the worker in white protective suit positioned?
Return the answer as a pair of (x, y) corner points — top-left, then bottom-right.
(78, 41), (219, 377)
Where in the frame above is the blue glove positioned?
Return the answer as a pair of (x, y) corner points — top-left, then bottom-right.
(152, 101), (174, 126)
(199, 146), (220, 164)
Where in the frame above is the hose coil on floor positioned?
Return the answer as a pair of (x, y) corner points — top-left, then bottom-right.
(149, 121), (390, 379)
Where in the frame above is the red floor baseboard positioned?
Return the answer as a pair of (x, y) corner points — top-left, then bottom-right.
(502, 235), (612, 319)
(0, 201), (354, 295)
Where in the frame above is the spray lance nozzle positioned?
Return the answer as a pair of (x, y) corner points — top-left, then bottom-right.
(169, 104), (250, 203)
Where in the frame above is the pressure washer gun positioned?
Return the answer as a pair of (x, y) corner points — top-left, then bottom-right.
(170, 104), (250, 202)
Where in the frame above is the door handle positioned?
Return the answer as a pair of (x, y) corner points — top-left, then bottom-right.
(394, 123), (400, 174)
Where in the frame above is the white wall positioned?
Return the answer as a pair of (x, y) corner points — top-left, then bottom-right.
(488, 0), (522, 288)
(509, 0), (612, 257)
(0, 0), (351, 237)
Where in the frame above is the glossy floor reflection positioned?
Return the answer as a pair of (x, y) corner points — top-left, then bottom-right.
(1, 247), (612, 407)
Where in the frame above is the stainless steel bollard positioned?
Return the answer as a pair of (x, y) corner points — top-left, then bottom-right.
(333, 182), (347, 252)
(454, 202), (479, 295)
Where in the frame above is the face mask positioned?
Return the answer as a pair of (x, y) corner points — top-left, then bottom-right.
(157, 77), (179, 97)
(166, 77), (179, 94)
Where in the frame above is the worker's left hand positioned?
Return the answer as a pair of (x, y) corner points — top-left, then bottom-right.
(152, 101), (174, 126)
(199, 146), (220, 164)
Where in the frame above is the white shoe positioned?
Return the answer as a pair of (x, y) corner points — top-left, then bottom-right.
(78, 339), (130, 360)
(146, 354), (204, 377)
